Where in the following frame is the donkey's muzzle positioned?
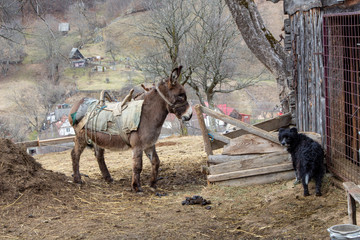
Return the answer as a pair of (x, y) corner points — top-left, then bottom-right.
(182, 113), (192, 122)
(181, 105), (193, 121)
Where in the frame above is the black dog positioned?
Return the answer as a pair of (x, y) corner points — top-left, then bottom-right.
(278, 127), (325, 196)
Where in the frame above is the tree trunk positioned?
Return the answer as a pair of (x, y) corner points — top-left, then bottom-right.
(206, 93), (218, 131)
(225, 0), (293, 113)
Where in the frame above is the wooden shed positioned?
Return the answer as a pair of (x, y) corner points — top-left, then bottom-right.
(279, 0), (360, 183)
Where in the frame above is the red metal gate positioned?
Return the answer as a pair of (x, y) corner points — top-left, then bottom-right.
(324, 12), (360, 182)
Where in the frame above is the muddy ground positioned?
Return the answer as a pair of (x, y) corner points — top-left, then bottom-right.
(0, 136), (350, 239)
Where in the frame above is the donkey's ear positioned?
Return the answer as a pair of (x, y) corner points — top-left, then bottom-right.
(170, 65), (183, 85)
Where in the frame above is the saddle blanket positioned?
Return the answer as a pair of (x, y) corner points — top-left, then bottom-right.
(73, 99), (144, 144)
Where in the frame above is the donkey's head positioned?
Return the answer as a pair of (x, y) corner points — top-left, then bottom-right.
(156, 66), (192, 121)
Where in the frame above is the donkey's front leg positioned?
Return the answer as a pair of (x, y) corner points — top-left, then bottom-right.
(132, 148), (143, 192)
(144, 145), (160, 189)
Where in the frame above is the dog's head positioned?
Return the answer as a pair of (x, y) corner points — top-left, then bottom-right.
(278, 127), (299, 147)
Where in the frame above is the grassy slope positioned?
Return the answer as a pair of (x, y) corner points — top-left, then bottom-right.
(0, 1), (284, 113)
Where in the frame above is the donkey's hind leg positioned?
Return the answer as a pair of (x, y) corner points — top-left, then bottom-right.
(144, 145), (160, 189)
(71, 134), (87, 183)
(132, 147), (143, 192)
(94, 145), (113, 183)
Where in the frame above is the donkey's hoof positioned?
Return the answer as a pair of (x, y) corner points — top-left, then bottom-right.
(315, 192), (322, 197)
(304, 192), (310, 197)
(73, 179), (83, 184)
(105, 177), (113, 183)
(132, 186), (143, 193)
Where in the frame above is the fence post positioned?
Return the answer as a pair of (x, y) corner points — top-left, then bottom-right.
(194, 105), (213, 156)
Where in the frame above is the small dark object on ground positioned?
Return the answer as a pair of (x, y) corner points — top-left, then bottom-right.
(181, 195), (211, 206)
(155, 192), (168, 197)
(205, 206), (211, 210)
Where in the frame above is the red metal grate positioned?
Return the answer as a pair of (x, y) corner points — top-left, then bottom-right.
(324, 12), (360, 183)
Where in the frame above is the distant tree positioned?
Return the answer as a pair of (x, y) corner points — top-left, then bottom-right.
(0, 0), (25, 42)
(105, 0), (133, 21)
(68, 2), (91, 47)
(0, 116), (27, 141)
(32, 16), (66, 84)
(225, 0), (292, 113)
(139, 0), (262, 130)
(138, 0), (196, 79)
(0, 35), (25, 76)
(139, 0), (259, 106)
(105, 39), (121, 62)
(11, 80), (67, 138)
(183, 0), (258, 110)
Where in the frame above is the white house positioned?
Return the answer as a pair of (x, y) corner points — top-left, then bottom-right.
(57, 119), (75, 136)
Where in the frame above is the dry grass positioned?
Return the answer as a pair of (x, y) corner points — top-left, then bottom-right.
(0, 135), (350, 239)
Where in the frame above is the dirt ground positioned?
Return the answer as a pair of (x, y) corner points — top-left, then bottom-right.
(0, 135), (350, 239)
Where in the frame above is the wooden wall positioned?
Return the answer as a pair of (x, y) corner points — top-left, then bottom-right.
(290, 8), (326, 142)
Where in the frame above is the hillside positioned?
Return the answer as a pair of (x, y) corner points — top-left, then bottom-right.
(0, 0), (285, 139)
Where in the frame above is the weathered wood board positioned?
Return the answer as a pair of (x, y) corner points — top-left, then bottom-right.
(222, 134), (284, 155)
(208, 154), (265, 165)
(211, 112), (292, 150)
(207, 162), (293, 182)
(209, 151), (289, 175)
(212, 171), (295, 187)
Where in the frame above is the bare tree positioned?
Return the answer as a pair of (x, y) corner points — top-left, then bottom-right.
(138, 0), (196, 79)
(0, 115), (27, 141)
(105, 39), (121, 62)
(0, 0), (26, 42)
(11, 80), (67, 138)
(68, 2), (91, 47)
(184, 0), (259, 109)
(225, 0), (292, 113)
(31, 16), (67, 84)
(105, 0), (133, 22)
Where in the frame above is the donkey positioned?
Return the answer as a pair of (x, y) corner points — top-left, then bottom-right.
(69, 66), (192, 192)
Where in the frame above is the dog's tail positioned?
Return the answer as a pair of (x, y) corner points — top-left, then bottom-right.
(305, 174), (310, 185)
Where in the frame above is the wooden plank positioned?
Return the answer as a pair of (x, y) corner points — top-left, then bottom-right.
(207, 162), (293, 182)
(194, 105), (213, 156)
(343, 182), (360, 204)
(16, 136), (75, 148)
(209, 151), (289, 175)
(208, 154), (264, 165)
(208, 130), (231, 145)
(224, 112), (292, 138)
(16, 140), (39, 148)
(343, 182), (359, 225)
(222, 134), (284, 155)
(213, 171), (295, 187)
(39, 136), (75, 146)
(200, 106), (279, 144)
(211, 112), (292, 151)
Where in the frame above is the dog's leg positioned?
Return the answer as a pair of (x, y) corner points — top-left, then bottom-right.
(294, 170), (301, 185)
(302, 174), (310, 196)
(292, 157), (300, 185)
(315, 174), (322, 196)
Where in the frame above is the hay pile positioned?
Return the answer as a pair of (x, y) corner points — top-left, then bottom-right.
(0, 138), (69, 203)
